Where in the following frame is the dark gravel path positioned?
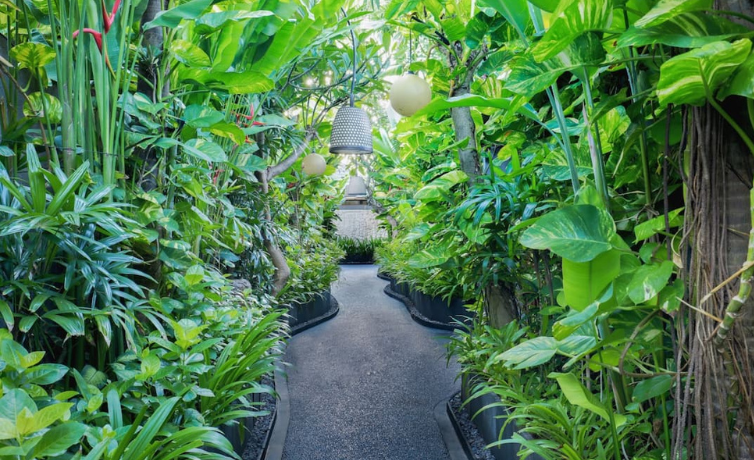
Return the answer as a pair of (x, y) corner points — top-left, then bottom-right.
(282, 265), (460, 460)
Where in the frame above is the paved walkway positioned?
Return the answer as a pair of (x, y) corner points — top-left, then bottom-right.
(282, 265), (460, 460)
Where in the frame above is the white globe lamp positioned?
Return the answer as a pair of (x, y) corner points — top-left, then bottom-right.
(302, 153), (327, 176)
(389, 73), (432, 117)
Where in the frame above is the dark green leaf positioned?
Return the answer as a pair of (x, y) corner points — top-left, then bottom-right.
(632, 375), (673, 403)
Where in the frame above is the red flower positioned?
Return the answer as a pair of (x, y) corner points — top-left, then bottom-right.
(102, 0), (121, 33)
(72, 29), (103, 51)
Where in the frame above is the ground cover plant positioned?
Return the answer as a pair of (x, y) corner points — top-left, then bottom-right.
(337, 236), (384, 263)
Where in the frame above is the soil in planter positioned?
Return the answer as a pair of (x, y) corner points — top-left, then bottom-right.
(242, 377), (277, 460)
(449, 392), (495, 460)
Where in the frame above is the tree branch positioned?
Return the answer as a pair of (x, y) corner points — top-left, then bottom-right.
(267, 129), (316, 179)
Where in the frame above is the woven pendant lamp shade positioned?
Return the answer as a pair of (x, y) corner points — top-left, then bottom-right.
(329, 106), (373, 155)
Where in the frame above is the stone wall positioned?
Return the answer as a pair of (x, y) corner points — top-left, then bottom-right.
(334, 206), (387, 240)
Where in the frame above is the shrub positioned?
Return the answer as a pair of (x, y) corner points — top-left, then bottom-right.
(336, 236), (385, 264)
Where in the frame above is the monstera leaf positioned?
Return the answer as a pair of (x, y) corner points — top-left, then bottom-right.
(520, 205), (616, 263)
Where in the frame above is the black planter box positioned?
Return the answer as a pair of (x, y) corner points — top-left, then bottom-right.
(287, 290), (332, 330)
(461, 375), (544, 460)
(385, 278), (472, 329)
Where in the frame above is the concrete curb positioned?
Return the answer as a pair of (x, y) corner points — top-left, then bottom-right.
(262, 295), (340, 460)
(435, 396), (474, 460)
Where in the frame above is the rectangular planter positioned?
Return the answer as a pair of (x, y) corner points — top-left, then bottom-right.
(461, 374), (544, 460)
(287, 290), (332, 329)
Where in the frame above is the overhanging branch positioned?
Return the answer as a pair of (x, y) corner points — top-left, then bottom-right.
(267, 129), (316, 179)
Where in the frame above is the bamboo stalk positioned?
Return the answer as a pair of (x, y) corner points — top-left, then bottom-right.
(714, 186), (754, 348)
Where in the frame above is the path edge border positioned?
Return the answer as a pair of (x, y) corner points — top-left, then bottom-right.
(435, 395), (474, 460)
(262, 295), (340, 460)
(383, 284), (459, 331)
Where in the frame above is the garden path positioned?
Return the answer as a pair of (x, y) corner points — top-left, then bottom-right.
(281, 265), (460, 460)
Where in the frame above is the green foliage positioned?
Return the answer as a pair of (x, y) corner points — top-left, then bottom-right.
(336, 237), (385, 264)
(0, 0), (359, 456)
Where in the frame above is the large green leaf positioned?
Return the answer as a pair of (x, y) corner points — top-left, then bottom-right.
(408, 246), (451, 268)
(634, 208), (684, 241)
(719, 53), (754, 99)
(498, 336), (596, 369)
(155, 138), (227, 163)
(632, 375), (674, 404)
(179, 68), (274, 94)
(415, 94), (539, 121)
(23, 92), (62, 124)
(497, 337), (559, 369)
(384, 0), (421, 19)
(562, 249), (620, 310)
(553, 304), (599, 340)
(550, 372), (627, 425)
(532, 0), (613, 62)
(9, 42), (55, 69)
(657, 39), (751, 107)
(627, 261), (675, 304)
(194, 10), (274, 35)
(505, 53), (566, 98)
(0, 389), (36, 421)
(170, 40), (211, 68)
(635, 0), (712, 28)
(477, 0), (530, 37)
(414, 170), (468, 202)
(618, 13), (747, 49)
(520, 205), (615, 263)
(184, 105), (225, 128)
(33, 422), (87, 457)
(144, 0), (213, 29)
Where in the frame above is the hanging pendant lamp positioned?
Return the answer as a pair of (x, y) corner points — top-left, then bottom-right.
(329, 10), (373, 155)
(389, 31), (431, 117)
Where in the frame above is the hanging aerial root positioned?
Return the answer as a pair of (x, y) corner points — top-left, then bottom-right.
(715, 187), (754, 350)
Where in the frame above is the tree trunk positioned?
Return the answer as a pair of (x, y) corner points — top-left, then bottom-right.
(483, 284), (517, 329)
(676, 100), (754, 460)
(448, 43), (481, 181)
(255, 130), (314, 297)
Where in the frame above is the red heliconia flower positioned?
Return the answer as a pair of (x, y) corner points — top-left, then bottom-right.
(72, 29), (103, 51)
(233, 105), (265, 127)
(102, 0), (121, 33)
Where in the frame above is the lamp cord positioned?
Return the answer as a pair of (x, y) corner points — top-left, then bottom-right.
(342, 8), (357, 107)
(409, 30), (413, 74)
